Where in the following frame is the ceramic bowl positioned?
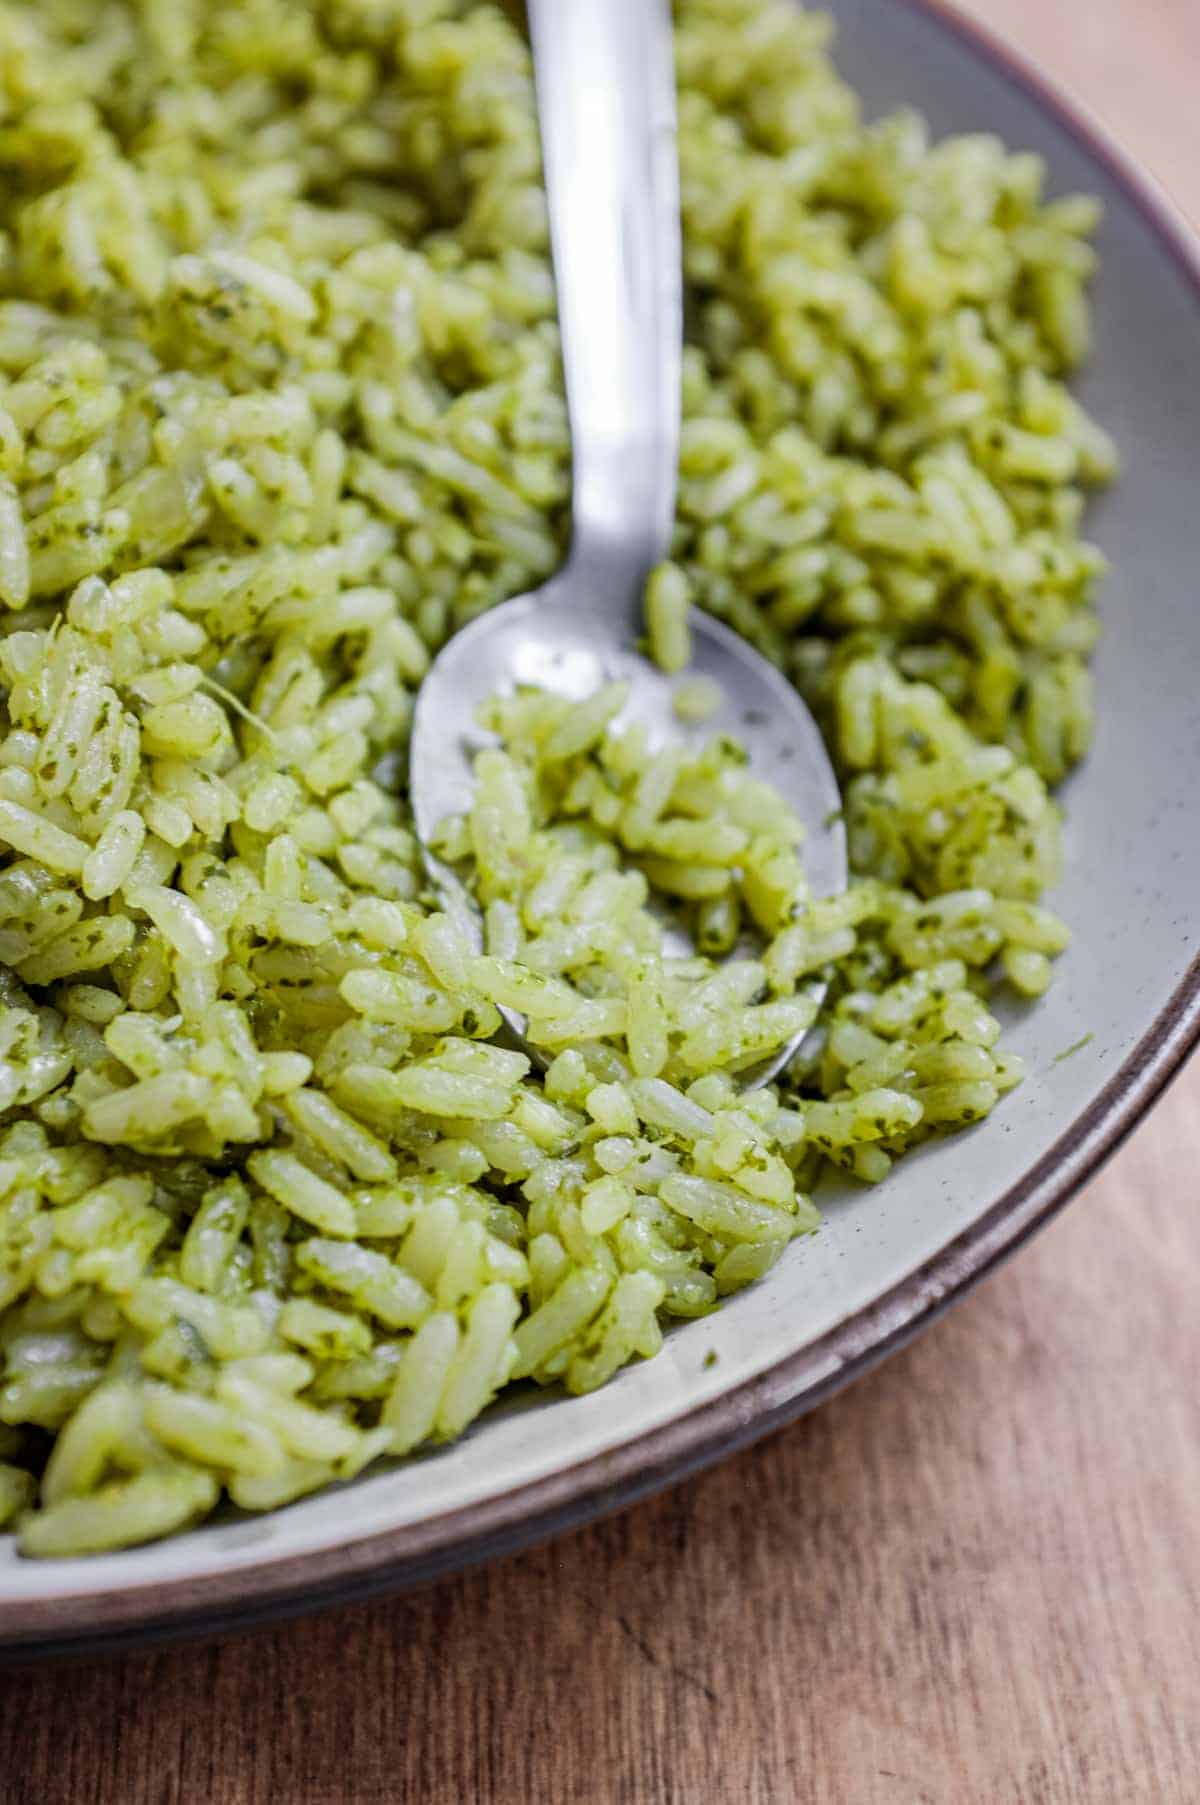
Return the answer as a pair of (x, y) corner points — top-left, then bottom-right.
(3, 0), (1199, 1659)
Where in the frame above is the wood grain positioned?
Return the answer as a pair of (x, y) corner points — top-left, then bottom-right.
(3, 3), (1199, 1799)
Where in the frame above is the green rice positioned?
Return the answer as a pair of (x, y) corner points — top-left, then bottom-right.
(0, 0), (1112, 1555)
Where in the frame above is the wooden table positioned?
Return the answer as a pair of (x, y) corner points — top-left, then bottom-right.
(4, 3), (1199, 1798)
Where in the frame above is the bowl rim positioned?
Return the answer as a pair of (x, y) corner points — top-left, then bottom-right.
(4, 0), (1200, 1659)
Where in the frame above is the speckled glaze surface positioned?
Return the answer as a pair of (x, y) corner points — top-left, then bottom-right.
(3, 0), (1199, 1659)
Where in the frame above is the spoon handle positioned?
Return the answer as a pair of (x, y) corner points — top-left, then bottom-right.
(528, 0), (681, 608)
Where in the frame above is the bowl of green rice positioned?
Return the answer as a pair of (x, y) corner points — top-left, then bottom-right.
(2, 0), (1199, 1654)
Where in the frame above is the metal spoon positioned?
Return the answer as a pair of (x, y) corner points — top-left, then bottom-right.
(409, 0), (845, 1084)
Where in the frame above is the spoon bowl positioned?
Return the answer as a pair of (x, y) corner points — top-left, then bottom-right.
(409, 575), (847, 1088)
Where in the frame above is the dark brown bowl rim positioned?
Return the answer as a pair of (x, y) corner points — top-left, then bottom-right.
(4, 0), (1200, 1660)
